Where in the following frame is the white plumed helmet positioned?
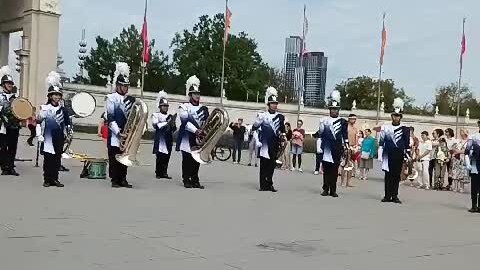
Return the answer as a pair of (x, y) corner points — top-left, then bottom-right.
(155, 90), (169, 107)
(185, 75), (200, 96)
(264, 86), (278, 105)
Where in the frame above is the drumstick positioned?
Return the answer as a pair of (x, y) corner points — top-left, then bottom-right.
(34, 141), (40, 167)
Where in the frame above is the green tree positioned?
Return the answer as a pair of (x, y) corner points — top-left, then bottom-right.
(83, 25), (172, 92)
(433, 83), (472, 116)
(170, 13), (271, 100)
(334, 76), (415, 112)
(83, 36), (115, 86)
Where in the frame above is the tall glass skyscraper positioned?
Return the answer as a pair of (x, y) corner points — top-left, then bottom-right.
(303, 52), (327, 107)
(284, 36), (302, 98)
(284, 37), (327, 107)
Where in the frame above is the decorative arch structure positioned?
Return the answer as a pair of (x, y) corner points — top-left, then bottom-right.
(0, 0), (60, 106)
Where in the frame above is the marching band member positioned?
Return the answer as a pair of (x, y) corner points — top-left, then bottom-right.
(465, 121), (480, 213)
(0, 66), (21, 176)
(318, 90), (348, 197)
(378, 98), (411, 204)
(176, 75), (208, 189)
(36, 71), (71, 187)
(106, 62), (135, 188)
(253, 87), (285, 192)
(152, 90), (176, 179)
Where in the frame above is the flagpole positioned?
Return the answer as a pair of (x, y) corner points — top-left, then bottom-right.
(376, 13), (386, 126)
(220, 0), (228, 106)
(140, 0), (148, 99)
(376, 65), (382, 125)
(297, 4), (306, 122)
(455, 17), (466, 137)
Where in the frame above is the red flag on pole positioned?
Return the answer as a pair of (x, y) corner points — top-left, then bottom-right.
(141, 0), (149, 63)
(224, 2), (232, 45)
(379, 13), (387, 66)
(460, 18), (466, 69)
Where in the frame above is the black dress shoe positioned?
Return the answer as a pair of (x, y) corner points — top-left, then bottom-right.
(52, 180), (64, 187)
(43, 182), (51, 187)
(120, 181), (133, 188)
(270, 187), (278, 192)
(192, 183), (205, 189)
(381, 197), (392, 202)
(259, 188), (270, 191)
(1, 170), (9, 175)
(321, 191), (329, 196)
(330, 193), (339, 198)
(27, 138), (34, 146)
(59, 165), (69, 172)
(468, 207), (478, 213)
(9, 170), (19, 176)
(183, 181), (193, 188)
(112, 182), (121, 188)
(156, 174), (172, 180)
(392, 197), (402, 204)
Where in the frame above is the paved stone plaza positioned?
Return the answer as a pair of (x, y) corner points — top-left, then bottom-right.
(1, 133), (479, 270)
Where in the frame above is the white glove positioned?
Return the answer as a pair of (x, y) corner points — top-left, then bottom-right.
(255, 112), (265, 125)
(37, 135), (45, 142)
(256, 142), (263, 148)
(377, 147), (383, 162)
(464, 155), (471, 171)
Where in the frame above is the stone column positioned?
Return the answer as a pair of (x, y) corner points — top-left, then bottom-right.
(0, 32), (9, 66)
(22, 8), (60, 107)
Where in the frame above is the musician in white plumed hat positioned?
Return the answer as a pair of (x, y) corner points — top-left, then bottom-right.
(176, 75), (209, 189)
(252, 86), (286, 192)
(378, 98), (411, 204)
(0, 65), (21, 176)
(106, 62), (135, 188)
(317, 90), (349, 198)
(151, 90), (177, 179)
(36, 71), (72, 187)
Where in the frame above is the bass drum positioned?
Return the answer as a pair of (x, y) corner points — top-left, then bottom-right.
(66, 92), (96, 118)
(11, 98), (34, 120)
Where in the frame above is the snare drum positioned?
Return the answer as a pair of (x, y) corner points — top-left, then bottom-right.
(80, 158), (107, 179)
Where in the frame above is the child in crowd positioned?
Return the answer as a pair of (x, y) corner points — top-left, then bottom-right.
(434, 138), (450, 190)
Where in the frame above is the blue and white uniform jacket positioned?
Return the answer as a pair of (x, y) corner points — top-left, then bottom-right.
(318, 116), (348, 164)
(106, 92), (135, 149)
(465, 132), (480, 174)
(176, 102), (209, 153)
(0, 91), (19, 133)
(252, 111), (286, 160)
(152, 112), (176, 155)
(378, 124), (411, 172)
(36, 103), (71, 155)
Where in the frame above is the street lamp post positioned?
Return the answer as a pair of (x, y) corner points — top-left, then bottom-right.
(78, 29), (87, 84)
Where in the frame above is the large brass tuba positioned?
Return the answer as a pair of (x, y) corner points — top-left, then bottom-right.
(191, 107), (229, 165)
(115, 99), (149, 167)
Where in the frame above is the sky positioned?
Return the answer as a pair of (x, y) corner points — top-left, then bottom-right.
(8, 0), (480, 105)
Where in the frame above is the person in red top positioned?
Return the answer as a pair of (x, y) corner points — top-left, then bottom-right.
(98, 112), (108, 143)
(291, 120), (305, 172)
